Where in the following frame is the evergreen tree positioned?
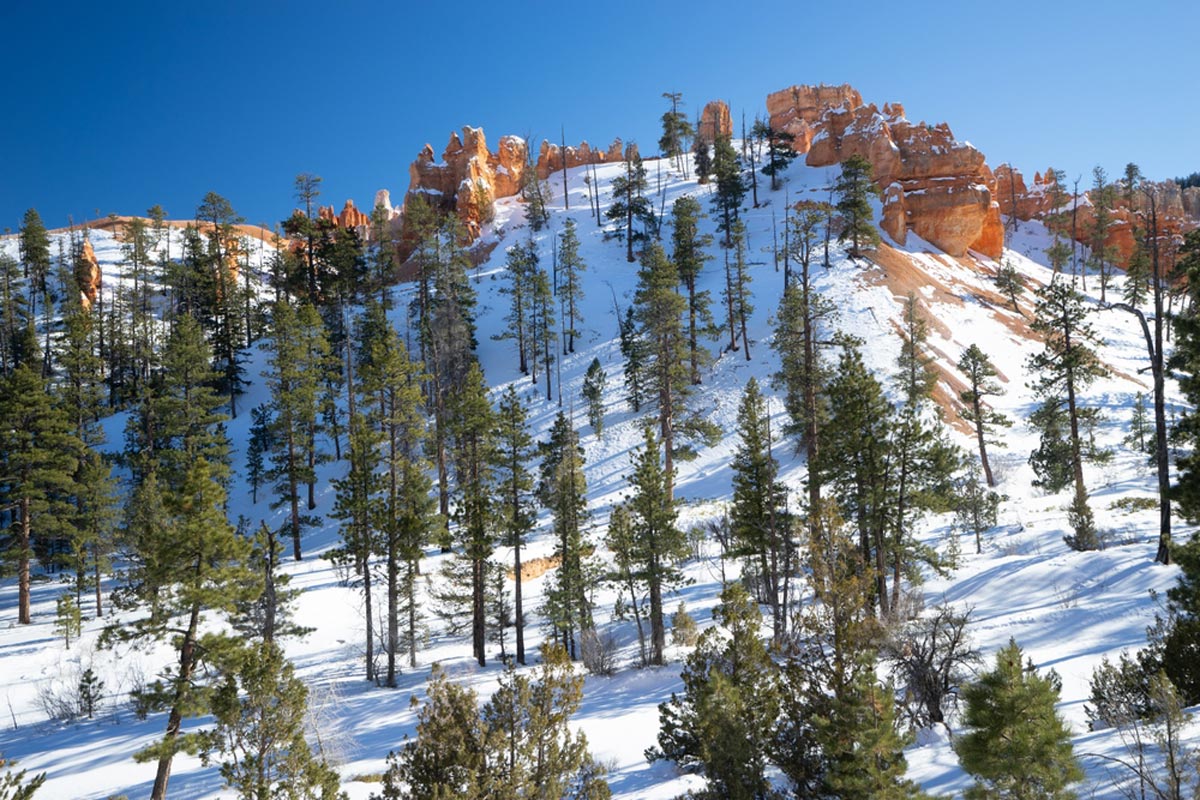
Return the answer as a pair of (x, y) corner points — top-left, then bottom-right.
(725, 222), (754, 360)
(497, 240), (537, 376)
(112, 458), (257, 800)
(582, 358), (607, 435)
(1088, 167), (1118, 300)
(994, 259), (1026, 314)
(834, 154), (881, 259)
(958, 344), (1011, 488)
(495, 386), (536, 665)
(540, 411), (593, 660)
(18, 209), (51, 345)
(757, 122), (798, 191)
(711, 134), (746, 248)
(729, 378), (793, 642)
(0, 362), (81, 624)
(955, 639), (1083, 800)
(1162, 533), (1200, 703)
(1125, 392), (1152, 455)
(0, 253), (29, 376)
(634, 242), (717, 499)
(659, 92), (694, 171)
(1027, 278), (1108, 550)
(265, 301), (329, 560)
(203, 641), (344, 800)
(559, 219), (586, 353)
(617, 305), (646, 412)
(245, 404), (273, 504)
(530, 262), (556, 402)
(648, 584), (781, 800)
(693, 126), (712, 186)
(1028, 399), (1075, 494)
(670, 196), (714, 385)
(447, 363), (497, 666)
(606, 146), (655, 263)
(626, 426), (688, 666)
(1123, 242), (1151, 307)
(604, 502), (649, 666)
(0, 754), (45, 800)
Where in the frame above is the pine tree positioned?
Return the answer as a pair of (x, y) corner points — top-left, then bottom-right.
(659, 92), (694, 171)
(1027, 278), (1108, 550)
(725, 222), (754, 360)
(203, 641), (343, 800)
(757, 122), (798, 191)
(994, 259), (1026, 314)
(693, 126), (712, 186)
(0, 754), (45, 800)
(711, 134), (746, 248)
(670, 196), (715, 385)
(604, 502), (649, 667)
(113, 458), (257, 800)
(529, 262), (556, 402)
(835, 155), (881, 259)
(627, 426), (688, 666)
(618, 305), (646, 412)
(648, 584), (780, 800)
(18, 209), (52, 346)
(729, 378), (793, 643)
(0, 362), (81, 624)
(448, 363), (497, 667)
(1089, 167), (1118, 300)
(0, 252), (30, 376)
(559, 218), (586, 353)
(1123, 241), (1151, 306)
(541, 411), (593, 659)
(1125, 391), (1152, 455)
(958, 344), (1011, 487)
(582, 358), (607, 435)
(955, 639), (1083, 800)
(606, 146), (655, 262)
(495, 386), (536, 665)
(497, 240), (537, 375)
(245, 404), (273, 504)
(819, 345), (894, 614)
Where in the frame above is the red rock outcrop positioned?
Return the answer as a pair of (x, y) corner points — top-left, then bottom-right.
(535, 138), (629, 180)
(320, 200), (370, 230)
(697, 100), (732, 144)
(772, 83), (1002, 258)
(76, 240), (101, 310)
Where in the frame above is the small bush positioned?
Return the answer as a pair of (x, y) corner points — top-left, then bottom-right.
(670, 603), (699, 648)
(580, 628), (618, 677)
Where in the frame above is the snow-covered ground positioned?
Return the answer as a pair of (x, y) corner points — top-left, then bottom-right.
(0, 152), (1195, 799)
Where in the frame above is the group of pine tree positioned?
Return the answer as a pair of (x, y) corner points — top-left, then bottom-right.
(2, 90), (1200, 799)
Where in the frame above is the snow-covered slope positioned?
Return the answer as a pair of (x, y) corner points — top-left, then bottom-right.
(0, 154), (1195, 799)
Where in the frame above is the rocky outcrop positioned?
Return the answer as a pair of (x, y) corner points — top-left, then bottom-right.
(404, 126), (507, 239)
(772, 83), (1002, 258)
(697, 100), (732, 144)
(318, 200), (371, 230)
(491, 135), (528, 197)
(535, 138), (628, 180)
(76, 240), (101, 310)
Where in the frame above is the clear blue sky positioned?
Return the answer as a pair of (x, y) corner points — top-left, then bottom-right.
(2, 0), (1197, 232)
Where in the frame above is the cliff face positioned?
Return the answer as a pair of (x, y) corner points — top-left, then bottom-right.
(995, 165), (1200, 264)
(534, 138), (629, 181)
(697, 100), (732, 145)
(76, 240), (101, 310)
(767, 83), (1003, 259)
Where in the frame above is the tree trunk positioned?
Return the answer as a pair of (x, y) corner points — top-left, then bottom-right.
(150, 603), (200, 800)
(17, 498), (31, 625)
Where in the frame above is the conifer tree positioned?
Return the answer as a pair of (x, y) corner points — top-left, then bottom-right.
(729, 378), (793, 642)
(834, 155), (881, 259)
(726, 222), (754, 360)
(1089, 167), (1118, 300)
(711, 134), (746, 247)
(1125, 392), (1152, 455)
(0, 362), (81, 624)
(0, 753), (45, 800)
(958, 345), (1011, 488)
(606, 147), (655, 262)
(448, 363), (497, 666)
(649, 584), (781, 800)
(265, 301), (328, 560)
(541, 411), (593, 659)
(618, 305), (646, 412)
(582, 358), (607, 435)
(245, 404), (272, 504)
(626, 426), (688, 666)
(604, 502), (649, 666)
(994, 259), (1026, 314)
(955, 639), (1082, 800)
(819, 345), (895, 613)
(559, 218), (586, 353)
(0, 253), (29, 376)
(113, 458), (257, 800)
(636, 243), (685, 497)
(204, 641), (344, 800)
(757, 122), (798, 191)
(670, 196), (715, 385)
(1123, 242), (1151, 307)
(529, 262), (556, 402)
(693, 125), (712, 186)
(495, 386), (535, 665)
(497, 240), (537, 376)
(18, 209), (51, 342)
(1027, 278), (1108, 550)
(659, 92), (694, 172)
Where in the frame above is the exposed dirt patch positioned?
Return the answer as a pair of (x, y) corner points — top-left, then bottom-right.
(509, 554), (561, 582)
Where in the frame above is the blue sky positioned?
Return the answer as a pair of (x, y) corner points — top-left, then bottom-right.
(2, 0), (1197, 231)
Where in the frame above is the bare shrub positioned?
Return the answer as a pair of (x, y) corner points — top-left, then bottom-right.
(580, 628), (618, 677)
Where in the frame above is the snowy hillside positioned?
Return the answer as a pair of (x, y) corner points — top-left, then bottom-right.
(0, 152), (1195, 800)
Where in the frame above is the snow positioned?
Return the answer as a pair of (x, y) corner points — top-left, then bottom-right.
(1, 153), (1197, 799)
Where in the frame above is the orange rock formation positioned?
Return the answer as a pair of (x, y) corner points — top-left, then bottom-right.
(697, 100), (732, 144)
